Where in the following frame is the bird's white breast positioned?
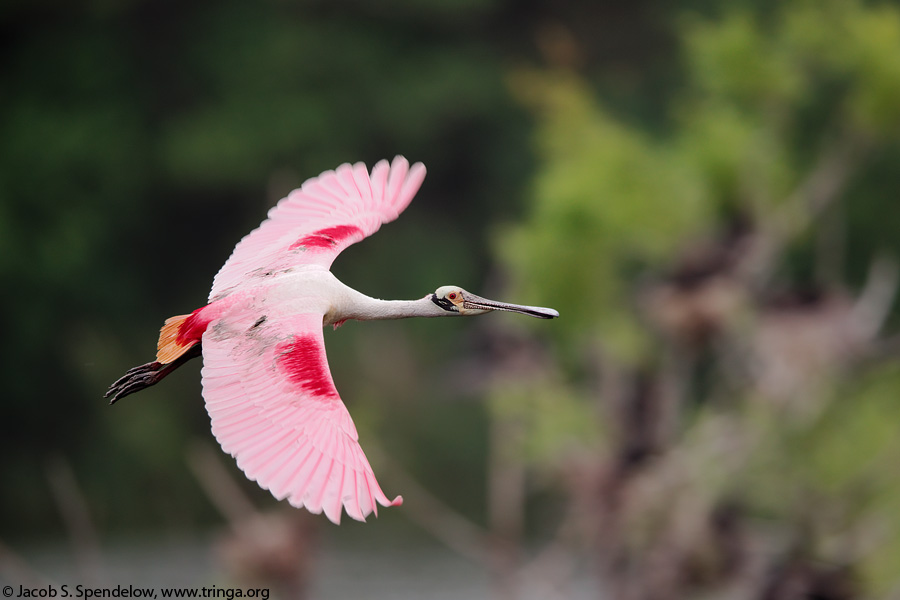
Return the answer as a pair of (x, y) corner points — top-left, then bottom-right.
(250, 267), (343, 316)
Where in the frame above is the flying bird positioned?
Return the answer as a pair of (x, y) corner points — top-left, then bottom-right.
(106, 157), (559, 524)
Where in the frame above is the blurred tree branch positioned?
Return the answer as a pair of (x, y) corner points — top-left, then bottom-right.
(492, 1), (900, 598)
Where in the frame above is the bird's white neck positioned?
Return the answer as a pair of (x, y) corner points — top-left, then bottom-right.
(328, 291), (450, 325)
(368, 297), (447, 320)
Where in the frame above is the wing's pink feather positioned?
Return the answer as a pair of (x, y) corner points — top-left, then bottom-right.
(209, 156), (426, 302)
(201, 311), (401, 524)
(351, 162), (375, 212)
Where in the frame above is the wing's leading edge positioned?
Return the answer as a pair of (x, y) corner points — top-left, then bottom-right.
(201, 311), (402, 524)
(209, 156), (426, 302)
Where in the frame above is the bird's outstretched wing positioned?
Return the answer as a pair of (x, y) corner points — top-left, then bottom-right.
(209, 156), (426, 302)
(201, 310), (402, 524)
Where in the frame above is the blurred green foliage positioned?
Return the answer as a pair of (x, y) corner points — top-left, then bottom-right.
(497, 0), (900, 595)
(741, 364), (900, 594)
(503, 70), (713, 356)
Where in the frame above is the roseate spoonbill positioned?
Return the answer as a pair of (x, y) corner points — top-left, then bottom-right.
(106, 156), (559, 524)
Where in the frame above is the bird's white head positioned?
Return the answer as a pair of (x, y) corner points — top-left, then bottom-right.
(430, 285), (559, 319)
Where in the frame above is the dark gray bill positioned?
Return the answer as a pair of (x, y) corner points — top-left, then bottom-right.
(463, 293), (559, 319)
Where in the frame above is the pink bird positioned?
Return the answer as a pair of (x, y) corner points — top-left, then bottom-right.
(106, 157), (559, 524)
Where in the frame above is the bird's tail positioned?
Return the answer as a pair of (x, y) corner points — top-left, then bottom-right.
(157, 311), (205, 363)
(105, 311), (206, 405)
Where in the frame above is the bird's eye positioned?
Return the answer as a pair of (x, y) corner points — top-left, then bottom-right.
(447, 292), (457, 300)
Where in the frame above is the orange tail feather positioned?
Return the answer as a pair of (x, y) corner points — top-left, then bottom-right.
(157, 314), (198, 364)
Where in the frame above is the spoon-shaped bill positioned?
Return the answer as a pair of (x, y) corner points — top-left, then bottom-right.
(462, 293), (559, 319)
